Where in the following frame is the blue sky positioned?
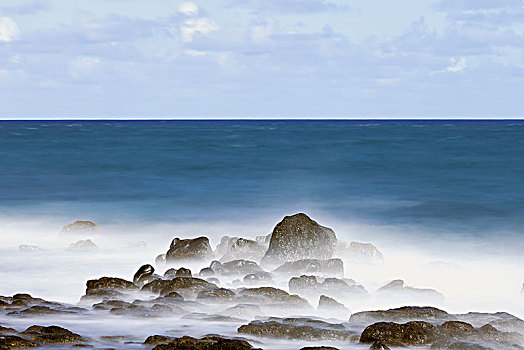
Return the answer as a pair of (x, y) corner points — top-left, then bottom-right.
(0, 0), (522, 119)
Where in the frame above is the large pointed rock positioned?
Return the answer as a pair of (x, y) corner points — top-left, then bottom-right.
(262, 213), (337, 266)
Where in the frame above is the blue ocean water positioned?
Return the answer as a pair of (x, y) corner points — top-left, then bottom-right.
(0, 120), (523, 237)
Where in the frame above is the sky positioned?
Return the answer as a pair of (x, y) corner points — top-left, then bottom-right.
(0, 0), (523, 119)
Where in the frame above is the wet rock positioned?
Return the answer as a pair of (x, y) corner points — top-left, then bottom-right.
(243, 272), (272, 284)
(457, 312), (524, 333)
(164, 268), (178, 279)
(175, 268), (192, 278)
(238, 319), (353, 341)
(92, 300), (132, 311)
(62, 220), (101, 234)
(369, 340), (391, 350)
(0, 325), (18, 336)
(166, 237), (214, 262)
(21, 325), (85, 344)
(163, 291), (184, 300)
(221, 260), (263, 276)
(133, 264), (154, 286)
(360, 321), (440, 346)
(218, 237), (267, 263)
(86, 277), (138, 294)
(141, 277), (217, 299)
(262, 213), (337, 266)
(318, 295), (350, 315)
(67, 239), (98, 251)
(197, 288), (236, 302)
(301, 347), (339, 350)
(335, 241), (384, 264)
(199, 268), (215, 277)
(152, 335), (253, 350)
(349, 306), (451, 325)
(18, 245), (41, 253)
(289, 275), (367, 300)
(0, 335), (39, 348)
(80, 289), (125, 304)
(376, 279), (445, 303)
(237, 287), (311, 308)
(430, 340), (492, 349)
(7, 305), (78, 316)
(221, 304), (262, 319)
(144, 335), (173, 346)
(273, 258), (344, 277)
(155, 254), (167, 266)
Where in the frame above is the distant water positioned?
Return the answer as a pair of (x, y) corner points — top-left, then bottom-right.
(1, 120), (523, 242)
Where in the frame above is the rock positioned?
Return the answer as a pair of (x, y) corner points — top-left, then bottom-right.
(155, 254), (167, 266)
(210, 261), (224, 274)
(218, 237), (267, 263)
(376, 279), (445, 303)
(220, 304), (261, 319)
(144, 335), (173, 346)
(318, 295), (350, 315)
(164, 268), (178, 279)
(360, 321), (440, 347)
(431, 340), (492, 349)
(199, 268), (215, 277)
(237, 287), (311, 308)
(262, 213), (337, 266)
(21, 325), (85, 344)
(7, 305), (79, 316)
(349, 306), (451, 325)
(67, 239), (98, 251)
(243, 272), (272, 284)
(133, 264), (154, 286)
(289, 275), (368, 300)
(0, 335), (39, 348)
(238, 318), (354, 341)
(152, 335), (253, 350)
(369, 341), (391, 350)
(175, 268), (192, 278)
(62, 220), (101, 234)
(273, 259), (344, 277)
(301, 347), (339, 350)
(197, 288), (236, 302)
(166, 237), (214, 262)
(93, 300), (132, 311)
(18, 245), (41, 253)
(221, 260), (263, 276)
(141, 277), (217, 299)
(86, 277), (138, 295)
(335, 241), (384, 264)
(256, 233), (271, 244)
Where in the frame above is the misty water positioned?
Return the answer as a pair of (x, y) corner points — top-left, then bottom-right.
(1, 120), (523, 349)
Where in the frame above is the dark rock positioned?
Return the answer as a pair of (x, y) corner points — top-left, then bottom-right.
(21, 325), (85, 344)
(335, 241), (384, 264)
(369, 340), (391, 350)
(141, 277), (217, 299)
(262, 213), (337, 266)
(360, 321), (440, 346)
(439, 321), (477, 338)
(163, 292), (184, 299)
(376, 279), (445, 303)
(273, 259), (344, 277)
(164, 268), (178, 279)
(175, 268), (192, 278)
(133, 264), (154, 286)
(238, 319), (353, 340)
(350, 306), (451, 325)
(221, 260), (263, 276)
(7, 305), (77, 316)
(237, 287), (311, 307)
(144, 335), (173, 345)
(0, 325), (18, 336)
(301, 347), (339, 350)
(166, 237), (214, 262)
(67, 239), (98, 251)
(18, 245), (41, 253)
(62, 221), (101, 234)
(93, 300), (132, 311)
(430, 340), (492, 349)
(0, 335), (39, 348)
(197, 288), (236, 302)
(152, 335), (253, 350)
(199, 268), (215, 277)
(86, 277), (138, 294)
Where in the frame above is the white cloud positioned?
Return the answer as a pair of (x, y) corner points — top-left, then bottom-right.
(446, 57), (467, 72)
(184, 49), (207, 57)
(0, 17), (21, 42)
(70, 56), (101, 78)
(181, 18), (219, 42)
(179, 2), (199, 16)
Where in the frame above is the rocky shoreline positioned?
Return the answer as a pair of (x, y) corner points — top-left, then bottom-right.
(2, 213), (523, 349)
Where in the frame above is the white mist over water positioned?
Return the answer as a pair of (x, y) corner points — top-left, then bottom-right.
(0, 211), (523, 349)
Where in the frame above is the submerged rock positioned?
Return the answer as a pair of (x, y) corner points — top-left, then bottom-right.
(197, 288), (236, 302)
(243, 272), (272, 284)
(318, 295), (350, 315)
(221, 260), (263, 275)
(0, 335), (39, 348)
(350, 306), (451, 325)
(166, 237), (214, 262)
(273, 258), (344, 277)
(62, 220), (101, 234)
(141, 277), (217, 299)
(335, 241), (384, 264)
(67, 239), (98, 251)
(360, 321), (440, 347)
(218, 237), (267, 263)
(261, 213), (337, 266)
(289, 275), (367, 300)
(175, 268), (192, 278)
(237, 287), (311, 308)
(18, 245), (41, 253)
(21, 325), (85, 344)
(376, 279), (445, 303)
